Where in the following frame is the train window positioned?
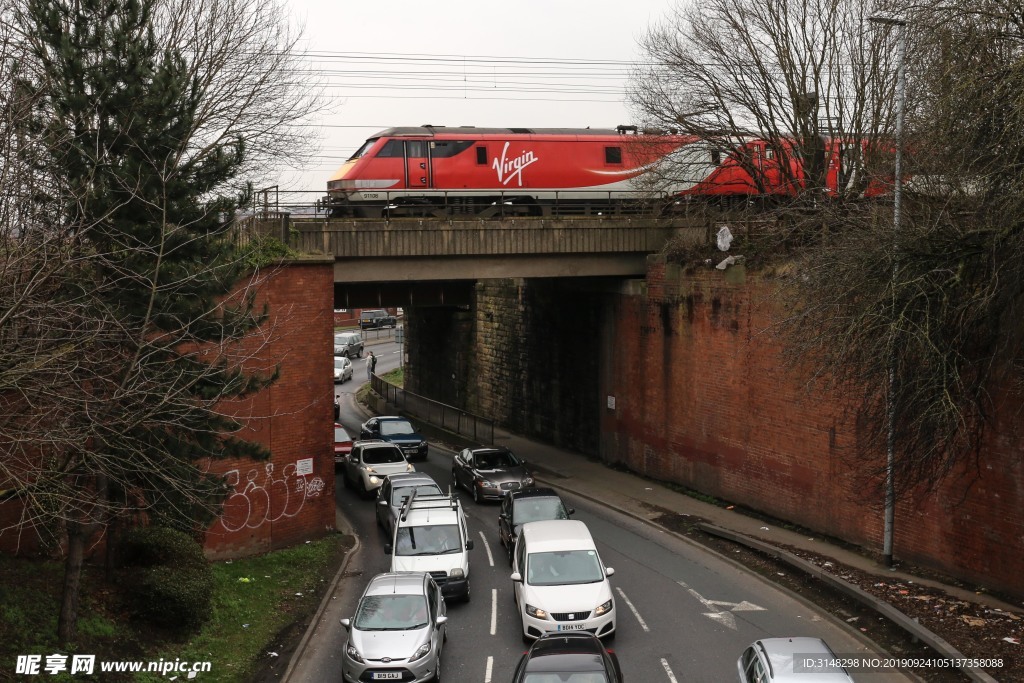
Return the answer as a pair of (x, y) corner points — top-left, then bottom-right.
(406, 140), (427, 158)
(476, 146), (487, 164)
(711, 149), (722, 165)
(430, 140), (474, 158)
(377, 140), (404, 158)
(348, 138), (379, 161)
(605, 146), (622, 164)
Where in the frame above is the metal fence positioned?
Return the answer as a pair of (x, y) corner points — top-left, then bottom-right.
(370, 375), (495, 445)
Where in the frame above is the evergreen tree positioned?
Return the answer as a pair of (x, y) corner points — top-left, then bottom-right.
(17, 0), (274, 641)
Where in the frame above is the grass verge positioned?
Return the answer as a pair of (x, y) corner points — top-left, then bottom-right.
(0, 533), (348, 683)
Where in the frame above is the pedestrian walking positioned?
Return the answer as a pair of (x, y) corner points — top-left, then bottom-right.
(366, 351), (377, 380)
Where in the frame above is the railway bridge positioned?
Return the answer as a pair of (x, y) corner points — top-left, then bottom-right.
(242, 214), (714, 307)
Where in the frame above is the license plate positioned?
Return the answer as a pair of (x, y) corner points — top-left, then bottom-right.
(557, 623), (586, 631)
(371, 673), (402, 680)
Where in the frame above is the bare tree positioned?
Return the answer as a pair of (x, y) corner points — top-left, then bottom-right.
(0, 0), (317, 642)
(629, 0), (901, 200)
(633, 0), (1024, 498)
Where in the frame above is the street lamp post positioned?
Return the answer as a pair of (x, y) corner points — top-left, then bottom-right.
(869, 14), (908, 569)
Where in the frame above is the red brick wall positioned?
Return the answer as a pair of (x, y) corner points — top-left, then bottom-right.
(605, 258), (1024, 597)
(204, 259), (337, 559)
(0, 259), (337, 560)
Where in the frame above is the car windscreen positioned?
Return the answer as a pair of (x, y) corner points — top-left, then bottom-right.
(513, 498), (569, 525)
(362, 446), (404, 465)
(527, 550), (604, 586)
(523, 674), (609, 683)
(335, 427), (351, 442)
(391, 484), (442, 506)
(475, 450), (519, 469)
(334, 358), (348, 369)
(353, 594), (429, 630)
(395, 524), (462, 555)
(380, 420), (416, 437)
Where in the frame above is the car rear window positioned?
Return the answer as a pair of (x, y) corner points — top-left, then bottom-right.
(392, 484), (442, 506)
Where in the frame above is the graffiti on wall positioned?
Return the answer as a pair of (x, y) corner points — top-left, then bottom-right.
(217, 460), (324, 532)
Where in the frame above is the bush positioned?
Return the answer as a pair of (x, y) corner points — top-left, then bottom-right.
(119, 526), (207, 570)
(119, 526), (214, 631)
(129, 565), (214, 630)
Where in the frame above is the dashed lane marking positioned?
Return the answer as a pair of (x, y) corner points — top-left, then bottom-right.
(615, 586), (650, 632)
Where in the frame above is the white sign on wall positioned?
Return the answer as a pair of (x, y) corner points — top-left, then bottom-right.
(295, 458), (314, 476)
(607, 396), (616, 410)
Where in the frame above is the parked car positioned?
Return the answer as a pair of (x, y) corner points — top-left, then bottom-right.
(375, 472), (443, 538)
(511, 519), (616, 642)
(360, 309), (397, 329)
(333, 331), (363, 358)
(340, 572), (447, 683)
(341, 440), (414, 497)
(511, 632), (623, 683)
(333, 424), (354, 465)
(333, 356), (353, 383)
(360, 416), (429, 462)
(737, 637), (854, 682)
(498, 487), (574, 565)
(452, 446), (534, 503)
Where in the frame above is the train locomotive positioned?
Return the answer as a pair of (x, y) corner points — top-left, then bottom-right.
(325, 125), (884, 218)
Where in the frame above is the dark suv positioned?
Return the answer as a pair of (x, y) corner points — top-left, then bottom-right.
(359, 309), (397, 330)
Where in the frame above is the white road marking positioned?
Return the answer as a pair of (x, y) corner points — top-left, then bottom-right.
(661, 658), (678, 683)
(614, 586), (650, 632)
(490, 589), (497, 635)
(676, 580), (764, 630)
(479, 530), (495, 567)
(484, 656), (493, 682)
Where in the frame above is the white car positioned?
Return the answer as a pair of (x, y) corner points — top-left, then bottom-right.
(511, 519), (616, 642)
(341, 441), (414, 497)
(334, 356), (353, 383)
(387, 492), (473, 603)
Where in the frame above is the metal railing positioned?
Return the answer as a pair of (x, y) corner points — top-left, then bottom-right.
(370, 375), (494, 445)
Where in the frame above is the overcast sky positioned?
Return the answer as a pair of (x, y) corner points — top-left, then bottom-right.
(276, 0), (676, 208)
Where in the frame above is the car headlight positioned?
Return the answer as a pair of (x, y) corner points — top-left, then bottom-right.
(406, 463), (415, 472)
(594, 599), (613, 616)
(524, 477), (534, 486)
(369, 475), (380, 485)
(477, 479), (495, 488)
(346, 644), (364, 663)
(409, 643), (431, 662)
(449, 568), (465, 579)
(363, 466), (376, 473)
(525, 603), (547, 619)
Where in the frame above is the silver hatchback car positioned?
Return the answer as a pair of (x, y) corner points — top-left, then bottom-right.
(737, 637), (855, 682)
(341, 572), (447, 683)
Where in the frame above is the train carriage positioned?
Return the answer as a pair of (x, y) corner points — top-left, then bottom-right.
(325, 125), (890, 218)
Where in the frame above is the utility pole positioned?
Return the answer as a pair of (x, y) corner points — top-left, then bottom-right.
(869, 13), (908, 570)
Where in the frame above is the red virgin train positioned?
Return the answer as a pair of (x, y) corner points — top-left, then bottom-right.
(325, 125), (886, 218)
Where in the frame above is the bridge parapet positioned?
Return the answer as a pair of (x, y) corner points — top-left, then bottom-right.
(289, 216), (709, 260)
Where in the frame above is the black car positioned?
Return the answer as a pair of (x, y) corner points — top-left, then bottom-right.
(498, 487), (574, 564)
(360, 416), (428, 461)
(511, 632), (623, 683)
(451, 446), (534, 504)
(359, 309), (397, 329)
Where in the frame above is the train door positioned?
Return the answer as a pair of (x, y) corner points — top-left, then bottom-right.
(404, 139), (431, 189)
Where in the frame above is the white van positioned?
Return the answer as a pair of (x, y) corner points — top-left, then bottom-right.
(510, 519), (616, 642)
(386, 491), (473, 602)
